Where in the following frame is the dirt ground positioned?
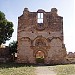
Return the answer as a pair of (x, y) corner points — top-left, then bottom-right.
(35, 66), (56, 75)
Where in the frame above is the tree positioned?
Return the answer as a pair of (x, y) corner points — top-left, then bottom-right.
(0, 11), (14, 45)
(9, 41), (17, 61)
(9, 41), (17, 54)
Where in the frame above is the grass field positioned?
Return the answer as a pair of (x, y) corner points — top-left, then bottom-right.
(48, 64), (75, 75)
(0, 63), (75, 75)
(0, 63), (36, 75)
(55, 64), (75, 75)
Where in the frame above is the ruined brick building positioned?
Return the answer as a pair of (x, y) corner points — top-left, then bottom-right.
(17, 8), (67, 64)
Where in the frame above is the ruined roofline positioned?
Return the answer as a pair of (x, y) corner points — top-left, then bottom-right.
(18, 7), (61, 18)
(23, 7), (58, 12)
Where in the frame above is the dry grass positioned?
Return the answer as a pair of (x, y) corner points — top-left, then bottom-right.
(0, 63), (75, 75)
(0, 63), (36, 75)
(48, 64), (75, 75)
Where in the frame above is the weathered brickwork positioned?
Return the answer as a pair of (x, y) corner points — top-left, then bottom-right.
(0, 47), (9, 62)
(17, 8), (67, 64)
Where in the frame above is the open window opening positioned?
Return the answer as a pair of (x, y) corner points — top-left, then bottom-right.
(37, 13), (43, 23)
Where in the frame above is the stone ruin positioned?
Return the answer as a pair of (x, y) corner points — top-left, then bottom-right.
(17, 8), (67, 64)
(0, 8), (75, 64)
(66, 52), (75, 64)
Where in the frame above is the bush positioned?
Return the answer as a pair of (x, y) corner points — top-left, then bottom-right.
(36, 57), (44, 63)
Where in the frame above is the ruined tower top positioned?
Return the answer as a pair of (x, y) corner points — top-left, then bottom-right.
(18, 8), (63, 32)
(24, 8), (29, 11)
(51, 8), (57, 12)
(51, 8), (58, 16)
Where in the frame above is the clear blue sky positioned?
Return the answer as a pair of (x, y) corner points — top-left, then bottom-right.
(0, 0), (75, 52)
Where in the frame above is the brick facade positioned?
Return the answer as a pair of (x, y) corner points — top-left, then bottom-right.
(17, 8), (67, 64)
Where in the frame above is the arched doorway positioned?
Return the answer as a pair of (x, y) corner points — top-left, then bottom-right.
(35, 51), (45, 63)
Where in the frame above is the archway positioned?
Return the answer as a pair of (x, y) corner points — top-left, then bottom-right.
(35, 51), (45, 63)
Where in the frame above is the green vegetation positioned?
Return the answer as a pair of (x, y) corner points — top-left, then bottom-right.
(0, 63), (75, 75)
(9, 41), (17, 61)
(36, 57), (44, 63)
(9, 41), (17, 54)
(0, 11), (14, 45)
(0, 63), (36, 75)
(49, 64), (75, 75)
(55, 64), (75, 75)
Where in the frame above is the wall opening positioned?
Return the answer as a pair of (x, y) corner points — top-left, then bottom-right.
(35, 50), (44, 63)
(37, 13), (43, 23)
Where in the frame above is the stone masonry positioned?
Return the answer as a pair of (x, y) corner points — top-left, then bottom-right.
(17, 8), (67, 64)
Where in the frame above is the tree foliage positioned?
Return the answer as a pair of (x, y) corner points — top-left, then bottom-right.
(9, 41), (17, 54)
(0, 11), (14, 45)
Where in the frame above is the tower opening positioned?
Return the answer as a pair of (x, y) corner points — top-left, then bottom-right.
(37, 13), (43, 23)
